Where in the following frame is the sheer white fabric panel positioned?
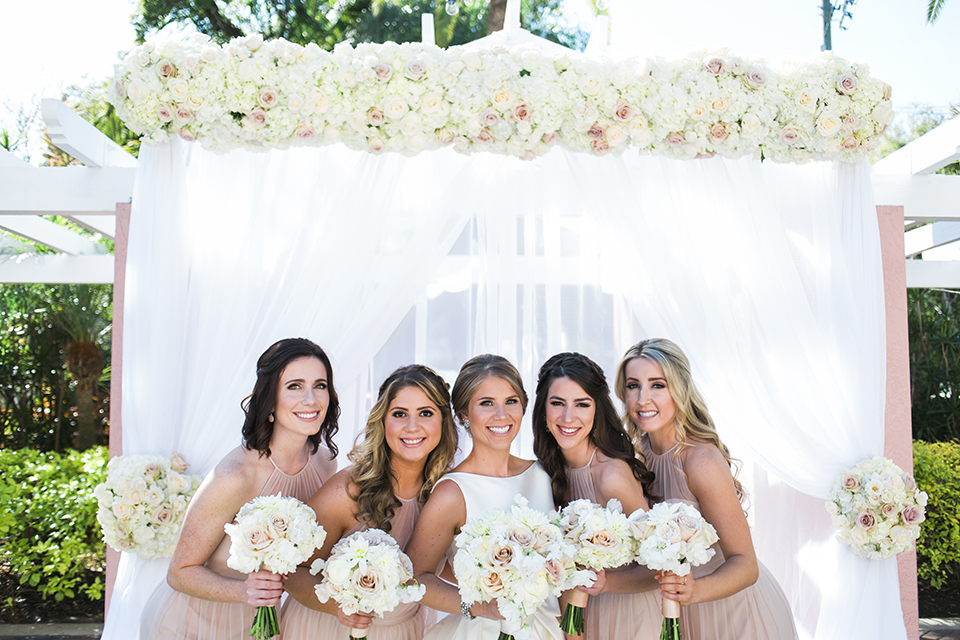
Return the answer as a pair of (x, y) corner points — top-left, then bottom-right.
(567, 154), (897, 640)
(106, 143), (899, 640)
(107, 140), (477, 639)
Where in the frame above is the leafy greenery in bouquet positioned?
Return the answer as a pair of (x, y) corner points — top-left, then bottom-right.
(0, 446), (107, 609)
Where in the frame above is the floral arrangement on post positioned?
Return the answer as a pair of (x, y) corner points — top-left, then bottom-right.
(454, 494), (594, 640)
(94, 452), (200, 559)
(825, 456), (927, 560)
(555, 498), (636, 635)
(310, 528), (426, 638)
(629, 501), (719, 640)
(108, 34), (892, 164)
(224, 494), (327, 639)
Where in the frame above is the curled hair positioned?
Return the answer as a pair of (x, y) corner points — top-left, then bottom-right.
(614, 338), (744, 502)
(241, 338), (339, 459)
(532, 352), (656, 507)
(451, 354), (528, 423)
(348, 365), (457, 532)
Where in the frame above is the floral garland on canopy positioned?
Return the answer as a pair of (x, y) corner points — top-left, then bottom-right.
(109, 33), (893, 163)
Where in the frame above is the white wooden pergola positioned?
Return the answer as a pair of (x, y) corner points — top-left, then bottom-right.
(2, 98), (958, 287)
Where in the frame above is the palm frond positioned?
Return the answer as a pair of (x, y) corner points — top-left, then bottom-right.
(927, 0), (946, 22)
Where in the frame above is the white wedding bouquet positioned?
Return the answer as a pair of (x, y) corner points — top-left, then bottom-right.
(629, 501), (719, 640)
(224, 494), (327, 639)
(454, 495), (593, 640)
(556, 498), (637, 635)
(825, 456), (927, 560)
(310, 528), (425, 638)
(94, 452), (200, 559)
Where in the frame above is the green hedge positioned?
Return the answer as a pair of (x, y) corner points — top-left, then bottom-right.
(914, 440), (960, 589)
(0, 446), (107, 606)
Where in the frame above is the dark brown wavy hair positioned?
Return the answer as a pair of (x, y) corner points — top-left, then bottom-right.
(532, 352), (656, 508)
(348, 365), (457, 532)
(241, 338), (339, 459)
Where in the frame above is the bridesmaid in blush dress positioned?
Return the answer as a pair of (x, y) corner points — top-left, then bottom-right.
(407, 354), (564, 640)
(531, 352), (662, 640)
(614, 338), (798, 640)
(280, 364), (458, 640)
(139, 338), (339, 640)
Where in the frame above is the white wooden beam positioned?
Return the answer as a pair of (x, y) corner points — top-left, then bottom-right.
(906, 259), (960, 288)
(0, 254), (114, 283)
(69, 215), (117, 240)
(873, 117), (960, 176)
(585, 15), (609, 55)
(0, 215), (107, 255)
(0, 148), (30, 168)
(904, 222), (960, 257)
(41, 99), (137, 169)
(0, 166), (134, 214)
(873, 174), (960, 222)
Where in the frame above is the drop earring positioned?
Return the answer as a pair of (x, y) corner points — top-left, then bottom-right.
(268, 413), (275, 423)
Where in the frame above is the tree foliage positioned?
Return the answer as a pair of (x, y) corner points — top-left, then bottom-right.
(0, 285), (112, 452)
(133, 0), (586, 51)
(909, 288), (960, 443)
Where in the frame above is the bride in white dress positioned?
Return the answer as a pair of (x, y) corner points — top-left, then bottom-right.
(406, 354), (564, 640)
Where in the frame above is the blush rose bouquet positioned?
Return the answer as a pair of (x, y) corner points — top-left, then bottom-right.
(629, 501), (719, 640)
(310, 528), (426, 638)
(556, 498), (636, 635)
(825, 456), (927, 560)
(224, 494), (327, 639)
(454, 494), (593, 640)
(93, 452), (200, 559)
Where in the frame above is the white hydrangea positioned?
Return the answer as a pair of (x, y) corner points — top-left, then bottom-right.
(94, 452), (201, 559)
(629, 501), (719, 577)
(453, 494), (593, 640)
(312, 528), (425, 617)
(224, 494), (327, 575)
(825, 456), (927, 560)
(109, 38), (891, 163)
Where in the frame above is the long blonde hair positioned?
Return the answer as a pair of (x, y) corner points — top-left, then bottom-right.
(348, 365), (458, 531)
(615, 338), (745, 502)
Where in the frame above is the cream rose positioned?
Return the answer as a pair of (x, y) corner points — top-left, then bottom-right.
(258, 89), (279, 108)
(381, 95), (408, 120)
(241, 522), (275, 552)
(606, 125), (627, 146)
(586, 124), (605, 141)
(816, 112), (842, 137)
(856, 510), (877, 530)
(248, 108), (268, 128)
(152, 506), (174, 525)
(781, 126), (801, 145)
(704, 56), (725, 75)
(475, 128), (494, 144)
(479, 570), (505, 597)
(351, 567), (383, 594)
(841, 474), (860, 491)
(405, 59), (427, 80)
(169, 452), (189, 473)
(710, 122), (728, 142)
(711, 97), (728, 113)
(374, 61), (393, 82)
(368, 137), (386, 154)
(175, 106), (193, 123)
(902, 505), (925, 526)
(156, 59), (176, 79)
(237, 59), (258, 81)
(509, 526), (535, 548)
(666, 132), (685, 147)
(512, 103), (532, 122)
(295, 125), (316, 140)
(368, 108), (385, 126)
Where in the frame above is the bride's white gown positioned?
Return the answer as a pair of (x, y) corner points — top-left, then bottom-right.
(423, 461), (563, 640)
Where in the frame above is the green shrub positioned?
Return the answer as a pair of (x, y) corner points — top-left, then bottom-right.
(914, 440), (960, 589)
(0, 446), (107, 604)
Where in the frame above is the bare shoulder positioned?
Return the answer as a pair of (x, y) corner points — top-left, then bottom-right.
(308, 467), (354, 510)
(426, 476), (466, 510)
(593, 453), (648, 513)
(680, 441), (737, 495)
(204, 446), (261, 497)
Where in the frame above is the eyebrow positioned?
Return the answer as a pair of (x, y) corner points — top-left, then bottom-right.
(549, 394), (592, 403)
(477, 395), (520, 402)
(283, 377), (327, 384)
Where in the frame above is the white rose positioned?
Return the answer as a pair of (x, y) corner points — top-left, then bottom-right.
(816, 113), (841, 137)
(238, 59), (258, 81)
(381, 95), (408, 119)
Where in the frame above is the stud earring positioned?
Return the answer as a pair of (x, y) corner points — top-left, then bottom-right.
(463, 418), (470, 429)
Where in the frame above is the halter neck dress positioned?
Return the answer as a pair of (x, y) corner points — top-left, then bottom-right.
(422, 461), (563, 640)
(140, 447), (336, 640)
(640, 437), (799, 640)
(279, 493), (429, 640)
(565, 449), (662, 640)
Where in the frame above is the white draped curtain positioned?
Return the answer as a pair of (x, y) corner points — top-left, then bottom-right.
(103, 139), (902, 640)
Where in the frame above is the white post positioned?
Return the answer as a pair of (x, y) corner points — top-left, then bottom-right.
(504, 0), (521, 32)
(421, 13), (435, 46)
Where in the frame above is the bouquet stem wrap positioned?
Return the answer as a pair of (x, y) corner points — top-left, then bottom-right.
(350, 627), (367, 639)
(560, 588), (589, 635)
(250, 604), (279, 639)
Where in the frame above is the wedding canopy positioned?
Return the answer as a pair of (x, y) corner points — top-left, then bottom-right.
(101, 18), (905, 640)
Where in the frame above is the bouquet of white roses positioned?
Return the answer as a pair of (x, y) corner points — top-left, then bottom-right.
(94, 452), (200, 559)
(556, 498), (636, 635)
(629, 501), (719, 640)
(825, 456), (927, 560)
(454, 495), (593, 640)
(310, 528), (425, 638)
(224, 494), (327, 639)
